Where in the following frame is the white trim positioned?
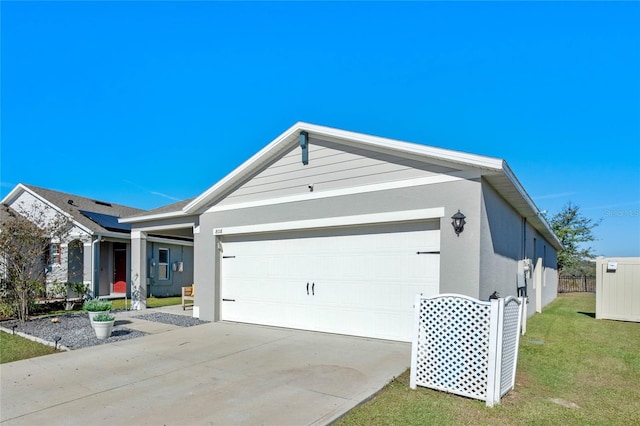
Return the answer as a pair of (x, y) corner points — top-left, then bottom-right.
(300, 122), (504, 169)
(119, 210), (189, 224)
(212, 208), (445, 236)
(146, 236), (194, 246)
(5, 184), (93, 234)
(501, 163), (562, 249)
(157, 248), (170, 281)
(206, 172), (477, 214)
(183, 122), (503, 214)
(133, 223), (195, 233)
(131, 231), (147, 239)
(183, 125), (300, 214)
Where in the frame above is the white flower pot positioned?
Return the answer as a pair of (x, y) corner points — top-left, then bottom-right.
(87, 310), (110, 328)
(92, 319), (115, 340)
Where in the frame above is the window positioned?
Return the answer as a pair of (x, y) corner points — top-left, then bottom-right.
(50, 243), (61, 266)
(158, 248), (169, 280)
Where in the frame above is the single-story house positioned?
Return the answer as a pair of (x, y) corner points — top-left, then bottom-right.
(122, 122), (561, 342)
(1, 184), (194, 299)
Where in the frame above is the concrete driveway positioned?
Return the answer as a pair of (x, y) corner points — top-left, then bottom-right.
(1, 320), (410, 425)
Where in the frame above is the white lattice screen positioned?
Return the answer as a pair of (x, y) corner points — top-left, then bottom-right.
(499, 298), (522, 396)
(410, 294), (525, 407)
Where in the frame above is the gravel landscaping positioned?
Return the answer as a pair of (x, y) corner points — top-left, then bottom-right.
(132, 312), (208, 327)
(0, 310), (209, 350)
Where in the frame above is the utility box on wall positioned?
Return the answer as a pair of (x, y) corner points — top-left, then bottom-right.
(596, 257), (640, 323)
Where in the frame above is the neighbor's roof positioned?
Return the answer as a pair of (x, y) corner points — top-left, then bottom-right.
(121, 122), (562, 249)
(120, 197), (196, 222)
(1, 184), (145, 236)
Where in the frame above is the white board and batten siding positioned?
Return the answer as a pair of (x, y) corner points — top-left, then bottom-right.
(220, 220), (441, 342)
(216, 138), (457, 207)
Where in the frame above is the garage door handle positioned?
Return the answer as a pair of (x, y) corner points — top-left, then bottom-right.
(416, 251), (440, 254)
(222, 298), (235, 302)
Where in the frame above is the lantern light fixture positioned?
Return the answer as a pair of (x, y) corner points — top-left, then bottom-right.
(451, 210), (466, 236)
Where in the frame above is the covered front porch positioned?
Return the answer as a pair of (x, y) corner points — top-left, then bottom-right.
(128, 219), (196, 310)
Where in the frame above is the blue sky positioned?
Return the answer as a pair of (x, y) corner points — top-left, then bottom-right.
(1, 1), (639, 257)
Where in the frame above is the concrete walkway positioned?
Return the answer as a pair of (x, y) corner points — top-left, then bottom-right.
(1, 314), (410, 425)
(110, 304), (197, 335)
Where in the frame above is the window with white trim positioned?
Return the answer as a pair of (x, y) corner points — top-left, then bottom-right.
(158, 248), (169, 280)
(50, 243), (61, 266)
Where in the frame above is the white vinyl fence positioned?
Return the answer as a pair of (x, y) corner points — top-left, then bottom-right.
(410, 294), (526, 407)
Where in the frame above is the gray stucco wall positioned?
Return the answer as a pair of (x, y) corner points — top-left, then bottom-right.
(147, 242), (194, 297)
(479, 181), (558, 316)
(194, 178), (483, 321)
(479, 182), (524, 301)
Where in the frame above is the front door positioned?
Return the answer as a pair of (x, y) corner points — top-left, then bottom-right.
(113, 248), (127, 293)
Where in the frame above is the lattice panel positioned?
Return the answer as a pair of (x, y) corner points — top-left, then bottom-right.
(413, 295), (492, 401)
(499, 298), (521, 396)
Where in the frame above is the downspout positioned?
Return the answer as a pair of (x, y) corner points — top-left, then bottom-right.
(92, 234), (103, 298)
(520, 218), (528, 298)
(522, 217), (527, 260)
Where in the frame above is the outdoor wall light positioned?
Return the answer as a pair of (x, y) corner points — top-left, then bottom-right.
(451, 210), (466, 236)
(300, 131), (309, 165)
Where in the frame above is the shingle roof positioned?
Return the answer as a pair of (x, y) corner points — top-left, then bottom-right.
(22, 184), (146, 234)
(122, 197), (195, 220)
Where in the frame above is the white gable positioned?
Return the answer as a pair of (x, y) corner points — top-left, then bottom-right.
(8, 188), (90, 239)
(216, 137), (462, 207)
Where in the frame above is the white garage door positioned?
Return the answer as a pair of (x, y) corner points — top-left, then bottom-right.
(220, 221), (440, 341)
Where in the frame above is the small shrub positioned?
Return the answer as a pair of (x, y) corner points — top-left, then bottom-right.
(68, 282), (88, 300)
(47, 281), (67, 299)
(92, 312), (115, 322)
(83, 299), (112, 312)
(0, 302), (15, 320)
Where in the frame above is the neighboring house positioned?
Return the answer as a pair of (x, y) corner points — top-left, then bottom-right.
(122, 122), (562, 342)
(1, 184), (194, 299)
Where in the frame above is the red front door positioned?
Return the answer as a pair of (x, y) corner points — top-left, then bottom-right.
(113, 249), (127, 293)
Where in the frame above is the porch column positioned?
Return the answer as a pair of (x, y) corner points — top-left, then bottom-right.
(130, 231), (148, 310)
(91, 237), (101, 298)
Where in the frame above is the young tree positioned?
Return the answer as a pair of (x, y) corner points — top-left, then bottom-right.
(545, 202), (599, 273)
(0, 203), (72, 321)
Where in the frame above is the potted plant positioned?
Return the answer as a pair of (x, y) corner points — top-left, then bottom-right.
(83, 299), (112, 327)
(91, 312), (116, 340)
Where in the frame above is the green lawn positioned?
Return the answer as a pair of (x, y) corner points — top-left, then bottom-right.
(110, 296), (182, 310)
(0, 332), (59, 364)
(336, 293), (640, 425)
(37, 296), (183, 316)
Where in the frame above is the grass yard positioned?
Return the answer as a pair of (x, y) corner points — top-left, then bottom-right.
(336, 293), (640, 425)
(0, 332), (59, 364)
(35, 296), (183, 317)
(110, 296), (182, 310)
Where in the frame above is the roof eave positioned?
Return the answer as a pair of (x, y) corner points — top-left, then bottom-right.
(178, 122), (562, 251)
(182, 122), (506, 214)
(119, 210), (188, 224)
(0, 183), (28, 205)
(492, 163), (563, 250)
(183, 123), (303, 214)
(2, 183), (94, 235)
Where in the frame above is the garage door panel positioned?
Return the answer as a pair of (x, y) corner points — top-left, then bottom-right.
(221, 220), (440, 341)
